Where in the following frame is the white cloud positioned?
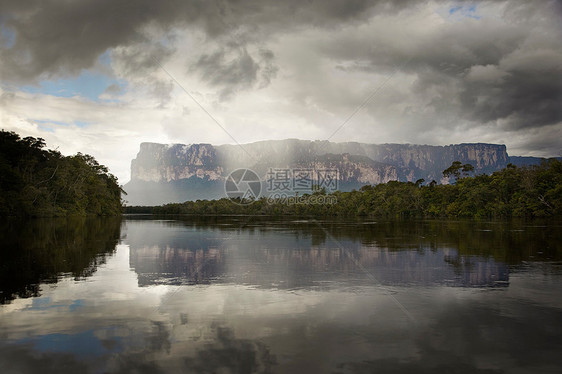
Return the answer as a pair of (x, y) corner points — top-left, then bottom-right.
(1, 0), (561, 182)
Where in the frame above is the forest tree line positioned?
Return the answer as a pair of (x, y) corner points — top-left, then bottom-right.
(128, 158), (562, 219)
(0, 130), (123, 217)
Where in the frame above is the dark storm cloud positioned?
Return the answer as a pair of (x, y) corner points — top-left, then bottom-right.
(112, 42), (175, 77)
(460, 65), (562, 130)
(316, 1), (562, 130)
(0, 0), (561, 144)
(192, 45), (278, 100)
(0, 0), (419, 82)
(111, 41), (176, 104)
(1, 0), (199, 81)
(1, 0), (161, 81)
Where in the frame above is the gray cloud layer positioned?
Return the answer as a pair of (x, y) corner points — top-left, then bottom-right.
(192, 44), (278, 100)
(1, 0), (561, 155)
(0, 0), (429, 81)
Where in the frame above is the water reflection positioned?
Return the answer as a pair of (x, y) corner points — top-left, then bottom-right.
(124, 218), (561, 289)
(0, 217), (121, 304)
(0, 217), (561, 373)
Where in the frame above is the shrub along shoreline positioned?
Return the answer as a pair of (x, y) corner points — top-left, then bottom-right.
(0, 130), (123, 217)
(126, 159), (562, 219)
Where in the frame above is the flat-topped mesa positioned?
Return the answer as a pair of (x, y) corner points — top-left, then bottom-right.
(124, 140), (521, 205)
(130, 140), (509, 183)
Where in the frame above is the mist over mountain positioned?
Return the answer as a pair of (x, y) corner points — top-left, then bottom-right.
(123, 139), (549, 206)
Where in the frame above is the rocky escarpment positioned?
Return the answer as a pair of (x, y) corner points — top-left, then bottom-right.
(294, 153), (399, 185)
(131, 143), (223, 182)
(124, 139), (511, 205)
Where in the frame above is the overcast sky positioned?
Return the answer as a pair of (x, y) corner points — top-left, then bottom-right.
(1, 0), (561, 183)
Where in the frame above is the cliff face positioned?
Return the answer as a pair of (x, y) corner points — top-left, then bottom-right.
(130, 140), (508, 183)
(131, 143), (223, 182)
(124, 139), (510, 204)
(362, 143), (508, 182)
(295, 154), (398, 184)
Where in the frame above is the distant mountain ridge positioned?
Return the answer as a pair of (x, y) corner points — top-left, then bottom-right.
(123, 139), (551, 205)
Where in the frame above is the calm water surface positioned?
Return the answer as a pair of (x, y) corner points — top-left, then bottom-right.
(1, 217), (561, 373)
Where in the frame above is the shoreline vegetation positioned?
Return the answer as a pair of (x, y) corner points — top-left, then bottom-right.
(127, 159), (562, 219)
(2, 130), (560, 219)
(0, 130), (123, 217)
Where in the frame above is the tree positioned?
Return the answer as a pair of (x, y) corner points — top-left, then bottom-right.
(443, 161), (475, 180)
(131, 159), (562, 219)
(461, 163), (475, 177)
(0, 130), (123, 217)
